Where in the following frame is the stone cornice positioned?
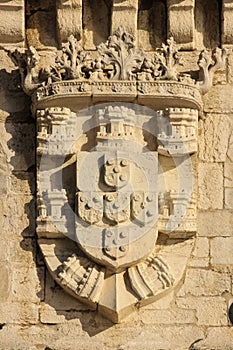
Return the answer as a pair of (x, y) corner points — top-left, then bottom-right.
(33, 79), (203, 112)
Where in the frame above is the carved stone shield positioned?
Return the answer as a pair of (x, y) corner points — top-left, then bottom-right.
(104, 192), (130, 223)
(104, 157), (130, 189)
(75, 147), (159, 271)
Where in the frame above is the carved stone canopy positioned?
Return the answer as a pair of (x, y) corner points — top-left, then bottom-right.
(6, 27), (227, 322)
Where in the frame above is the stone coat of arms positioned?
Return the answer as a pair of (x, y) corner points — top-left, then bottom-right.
(5, 26), (226, 322)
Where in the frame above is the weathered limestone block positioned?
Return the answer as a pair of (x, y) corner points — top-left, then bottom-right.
(176, 296), (228, 326)
(224, 163), (233, 208)
(40, 304), (83, 324)
(9, 264), (44, 303)
(7, 195), (35, 236)
(0, 302), (39, 325)
(190, 327), (233, 350)
(56, 0), (82, 44)
(10, 172), (35, 195)
(199, 114), (231, 162)
(222, 0), (233, 46)
(0, 323), (204, 350)
(198, 163), (223, 210)
(111, 0), (138, 38)
(227, 129), (233, 161)
(225, 188), (233, 209)
(167, 0), (195, 50)
(203, 85), (233, 113)
(0, 53), (29, 115)
(195, 0), (221, 49)
(210, 237), (233, 266)
(0, 264), (10, 301)
(225, 163), (233, 188)
(177, 269), (231, 297)
(189, 237), (209, 267)
(198, 210), (233, 237)
(139, 308), (196, 325)
(143, 291), (174, 310)
(116, 325), (204, 350)
(7, 237), (37, 266)
(0, 0), (25, 46)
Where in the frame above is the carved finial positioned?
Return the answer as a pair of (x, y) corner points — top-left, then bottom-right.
(55, 34), (89, 80)
(2, 46), (41, 95)
(198, 48), (228, 94)
(155, 37), (182, 81)
(97, 26), (144, 80)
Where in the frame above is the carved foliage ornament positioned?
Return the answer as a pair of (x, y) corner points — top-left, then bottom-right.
(3, 26), (227, 98)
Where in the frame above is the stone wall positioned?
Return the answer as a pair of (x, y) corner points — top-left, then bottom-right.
(0, 1), (233, 349)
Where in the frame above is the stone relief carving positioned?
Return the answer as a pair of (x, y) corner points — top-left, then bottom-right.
(5, 27), (227, 322)
(198, 48), (227, 94)
(36, 103), (196, 322)
(3, 26), (227, 100)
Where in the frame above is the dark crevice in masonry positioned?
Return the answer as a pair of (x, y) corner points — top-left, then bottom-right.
(0, 324), (6, 330)
(219, 0), (223, 47)
(27, 8), (52, 15)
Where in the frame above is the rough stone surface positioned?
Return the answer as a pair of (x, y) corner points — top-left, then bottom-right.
(190, 327), (233, 350)
(225, 187), (233, 209)
(210, 237), (233, 266)
(189, 237), (209, 267)
(0, 0), (25, 46)
(198, 163), (223, 210)
(177, 269), (231, 297)
(197, 210), (233, 237)
(199, 114), (232, 162)
(224, 162), (233, 187)
(176, 296), (228, 326)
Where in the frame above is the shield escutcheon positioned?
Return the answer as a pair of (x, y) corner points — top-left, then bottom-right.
(131, 192), (157, 225)
(103, 228), (129, 260)
(77, 191), (103, 225)
(104, 192), (130, 224)
(75, 147), (158, 271)
(104, 156), (130, 189)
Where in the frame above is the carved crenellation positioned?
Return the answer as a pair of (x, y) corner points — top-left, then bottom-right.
(128, 255), (174, 299)
(37, 107), (76, 156)
(96, 106), (142, 143)
(157, 108), (198, 156)
(58, 254), (105, 302)
(36, 189), (69, 237)
(158, 191), (196, 236)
